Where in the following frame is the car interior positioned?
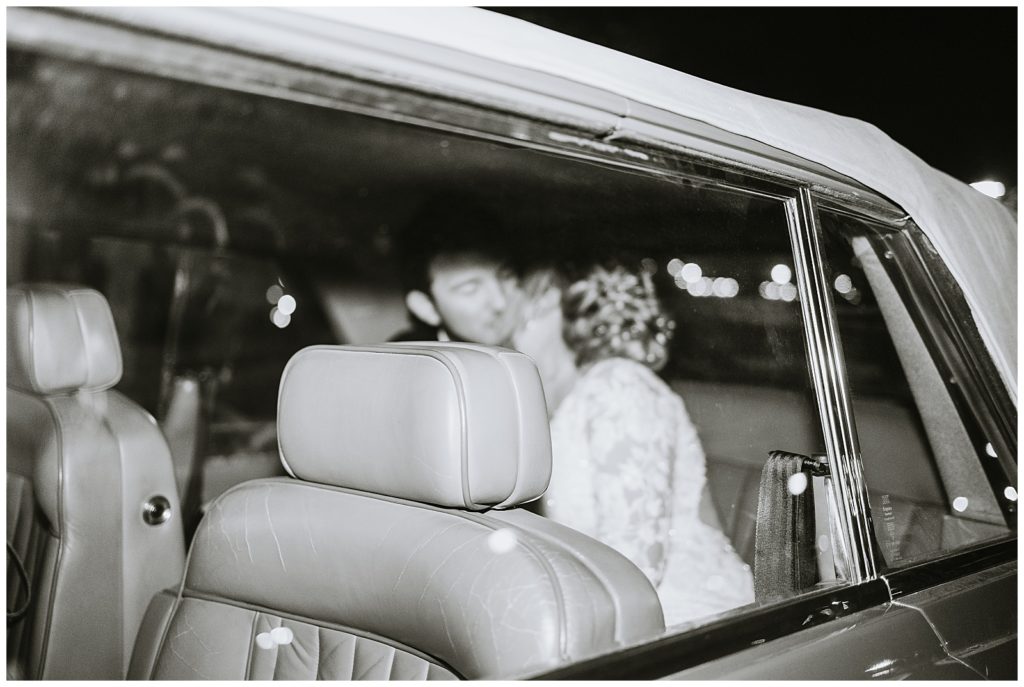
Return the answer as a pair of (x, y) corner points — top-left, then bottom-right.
(7, 284), (185, 679)
(6, 47), (1011, 679)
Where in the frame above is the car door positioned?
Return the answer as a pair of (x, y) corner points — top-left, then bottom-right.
(7, 7), (1015, 680)
(532, 192), (1016, 680)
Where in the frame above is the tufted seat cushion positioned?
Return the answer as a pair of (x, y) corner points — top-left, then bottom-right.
(166, 600), (458, 680)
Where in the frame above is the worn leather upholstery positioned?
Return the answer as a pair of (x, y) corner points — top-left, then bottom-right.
(277, 344), (552, 509)
(135, 343), (664, 680)
(7, 285), (123, 395)
(6, 284), (186, 679)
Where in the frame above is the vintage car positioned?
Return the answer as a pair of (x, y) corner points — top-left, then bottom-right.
(6, 6), (1017, 681)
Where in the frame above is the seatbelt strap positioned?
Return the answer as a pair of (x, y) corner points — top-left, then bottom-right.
(6, 541), (31, 624)
(753, 450), (821, 602)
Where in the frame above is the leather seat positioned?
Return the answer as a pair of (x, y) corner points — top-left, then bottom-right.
(130, 343), (665, 680)
(6, 284), (186, 679)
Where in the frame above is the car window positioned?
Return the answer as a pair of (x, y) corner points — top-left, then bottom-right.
(22, 233), (338, 516)
(818, 211), (1012, 568)
(9, 48), (876, 668)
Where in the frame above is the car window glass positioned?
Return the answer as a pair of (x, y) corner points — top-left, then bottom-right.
(10, 50), (854, 663)
(819, 212), (1010, 568)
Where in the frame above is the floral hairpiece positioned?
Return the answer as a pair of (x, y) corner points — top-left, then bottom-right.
(563, 263), (676, 369)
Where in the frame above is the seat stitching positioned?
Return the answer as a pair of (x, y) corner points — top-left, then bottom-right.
(67, 290), (92, 389)
(384, 645), (397, 680)
(468, 512), (571, 659)
(24, 287), (41, 392)
(148, 486), (202, 679)
(96, 405), (128, 675)
(314, 625), (323, 681)
(270, 614), (283, 680)
(243, 610), (259, 679)
(33, 398), (65, 679)
(7, 477), (32, 662)
(354, 642), (389, 681)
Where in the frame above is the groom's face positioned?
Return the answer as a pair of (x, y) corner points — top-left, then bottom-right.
(428, 253), (523, 346)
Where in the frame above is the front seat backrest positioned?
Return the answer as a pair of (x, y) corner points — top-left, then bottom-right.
(134, 343), (664, 680)
(6, 284), (186, 679)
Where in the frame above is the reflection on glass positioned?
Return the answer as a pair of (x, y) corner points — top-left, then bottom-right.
(834, 273), (853, 294)
(270, 307), (291, 328)
(820, 213), (1010, 570)
(787, 472), (808, 495)
(685, 277), (710, 297)
(712, 277), (739, 298)
(277, 294), (297, 315)
(770, 263), (792, 284)
(265, 284), (284, 304)
(680, 262), (702, 283)
(486, 529), (518, 554)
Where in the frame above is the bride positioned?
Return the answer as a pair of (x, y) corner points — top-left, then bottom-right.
(512, 261), (754, 626)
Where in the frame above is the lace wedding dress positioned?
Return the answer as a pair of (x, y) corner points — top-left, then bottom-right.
(541, 357), (754, 627)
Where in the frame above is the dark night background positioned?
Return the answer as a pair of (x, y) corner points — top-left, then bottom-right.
(491, 6), (1018, 196)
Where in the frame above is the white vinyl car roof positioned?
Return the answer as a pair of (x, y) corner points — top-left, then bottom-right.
(11, 6), (1017, 400)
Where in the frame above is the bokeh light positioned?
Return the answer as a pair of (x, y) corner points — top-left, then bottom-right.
(686, 277), (710, 297)
(970, 180), (1006, 199)
(680, 262), (703, 284)
(270, 627), (294, 645)
(760, 281), (781, 300)
(771, 264), (792, 284)
(277, 294), (297, 315)
(487, 528), (518, 554)
(712, 277), (740, 298)
(270, 307), (291, 328)
(787, 472), (808, 495)
(265, 284), (284, 304)
(834, 274), (853, 294)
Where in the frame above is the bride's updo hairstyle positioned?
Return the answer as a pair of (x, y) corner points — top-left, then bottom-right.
(561, 262), (676, 371)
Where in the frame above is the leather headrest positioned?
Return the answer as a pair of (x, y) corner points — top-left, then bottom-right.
(7, 284), (123, 395)
(277, 343), (552, 510)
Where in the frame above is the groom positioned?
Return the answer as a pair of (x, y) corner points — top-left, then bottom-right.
(394, 195), (524, 346)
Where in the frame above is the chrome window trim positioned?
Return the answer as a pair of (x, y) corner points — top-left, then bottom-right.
(790, 189), (878, 583)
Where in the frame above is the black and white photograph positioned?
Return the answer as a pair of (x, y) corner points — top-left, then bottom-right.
(5, 3), (1017, 681)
